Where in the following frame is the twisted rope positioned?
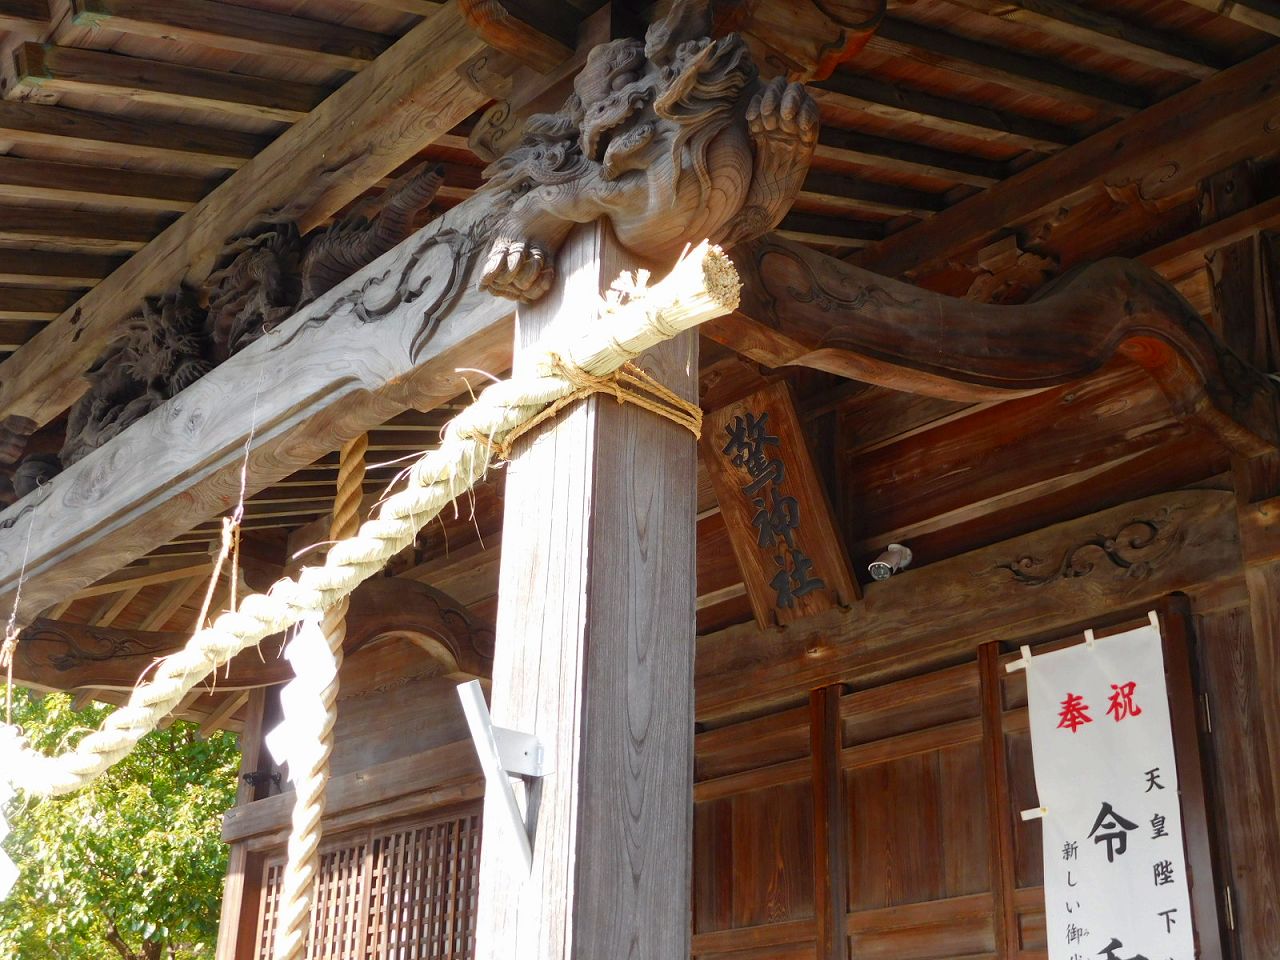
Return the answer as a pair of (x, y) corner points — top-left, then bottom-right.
(272, 434), (365, 960)
(1, 240), (739, 798)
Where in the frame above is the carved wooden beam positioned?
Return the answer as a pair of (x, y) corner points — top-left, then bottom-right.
(12, 578), (493, 693)
(0, 192), (511, 623)
(712, 232), (1280, 458)
(695, 488), (1241, 723)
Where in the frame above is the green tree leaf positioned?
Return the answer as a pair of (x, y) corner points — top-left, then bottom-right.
(0, 689), (239, 960)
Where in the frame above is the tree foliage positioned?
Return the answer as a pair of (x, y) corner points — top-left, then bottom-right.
(0, 688), (240, 960)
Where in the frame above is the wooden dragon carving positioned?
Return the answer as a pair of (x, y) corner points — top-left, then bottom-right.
(299, 162), (446, 305)
(60, 289), (212, 467)
(477, 0), (819, 302)
(205, 223), (304, 362)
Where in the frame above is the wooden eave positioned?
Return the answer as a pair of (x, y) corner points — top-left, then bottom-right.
(0, 0), (1276, 733)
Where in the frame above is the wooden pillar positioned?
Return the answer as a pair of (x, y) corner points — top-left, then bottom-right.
(474, 220), (699, 960)
(809, 685), (847, 960)
(214, 687), (274, 960)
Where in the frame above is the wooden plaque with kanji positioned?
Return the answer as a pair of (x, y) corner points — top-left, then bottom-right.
(701, 381), (858, 628)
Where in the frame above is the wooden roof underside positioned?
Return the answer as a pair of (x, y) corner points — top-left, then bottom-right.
(2, 0), (1278, 731)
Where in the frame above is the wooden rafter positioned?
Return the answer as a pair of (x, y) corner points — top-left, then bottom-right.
(0, 100), (265, 171)
(0, 156), (208, 212)
(1179, 0), (1280, 36)
(810, 71), (1078, 154)
(854, 43), (1280, 279)
(0, 288), (79, 320)
(815, 126), (1005, 188)
(868, 17), (1146, 118)
(0, 205), (173, 252)
(0, 0), (492, 439)
(0, 0), (48, 37)
(932, 0), (1225, 77)
(0, 251), (124, 287)
(13, 43), (328, 124)
(70, 0), (391, 71)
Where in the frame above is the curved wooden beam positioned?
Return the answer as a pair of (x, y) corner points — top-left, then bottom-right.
(13, 578), (493, 693)
(713, 232), (1280, 458)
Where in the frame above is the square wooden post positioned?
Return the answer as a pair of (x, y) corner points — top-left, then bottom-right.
(474, 220), (699, 960)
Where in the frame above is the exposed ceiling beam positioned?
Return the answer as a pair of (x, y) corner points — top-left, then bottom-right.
(0, 250), (125, 286)
(0, 288), (78, 320)
(810, 71), (1078, 154)
(869, 17), (1145, 119)
(0, 0), (49, 38)
(933, 0), (1224, 78)
(800, 170), (943, 218)
(0, 0), (492, 438)
(70, 0), (391, 72)
(854, 44), (1280, 279)
(13, 43), (329, 123)
(0, 156), (208, 212)
(0, 321), (46, 350)
(815, 126), (1005, 188)
(777, 213), (883, 248)
(0, 205), (173, 252)
(356, 0), (442, 14)
(1179, 0), (1280, 36)
(0, 100), (265, 170)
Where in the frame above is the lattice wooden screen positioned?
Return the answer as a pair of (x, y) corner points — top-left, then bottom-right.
(255, 810), (482, 959)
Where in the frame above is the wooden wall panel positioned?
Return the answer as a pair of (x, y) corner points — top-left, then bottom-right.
(1194, 606), (1280, 959)
(846, 743), (990, 913)
(328, 669), (469, 779)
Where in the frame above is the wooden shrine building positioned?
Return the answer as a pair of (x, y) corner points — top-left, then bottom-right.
(0, 0), (1277, 958)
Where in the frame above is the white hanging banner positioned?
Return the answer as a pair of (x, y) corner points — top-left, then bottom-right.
(1024, 616), (1195, 960)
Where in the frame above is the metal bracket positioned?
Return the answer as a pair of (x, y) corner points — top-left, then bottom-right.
(457, 679), (550, 873)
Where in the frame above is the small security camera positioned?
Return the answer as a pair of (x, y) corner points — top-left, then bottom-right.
(868, 543), (912, 581)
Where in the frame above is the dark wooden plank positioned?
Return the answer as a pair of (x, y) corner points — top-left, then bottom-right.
(801, 170), (943, 218)
(810, 686), (846, 960)
(1150, 0), (1280, 39)
(222, 740), (482, 844)
(0, 250), (124, 287)
(0, 155), (209, 212)
(870, 16), (1146, 118)
(72, 0), (391, 71)
(14, 43), (328, 123)
(473, 220), (697, 960)
(0, 205), (172, 251)
(0, 100), (264, 171)
(0, 321), (46, 350)
(0, 287), (79, 320)
(777, 213), (883, 248)
(811, 71), (1077, 153)
(941, 0), (1222, 78)
(855, 44), (1280, 280)
(815, 126), (1005, 188)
